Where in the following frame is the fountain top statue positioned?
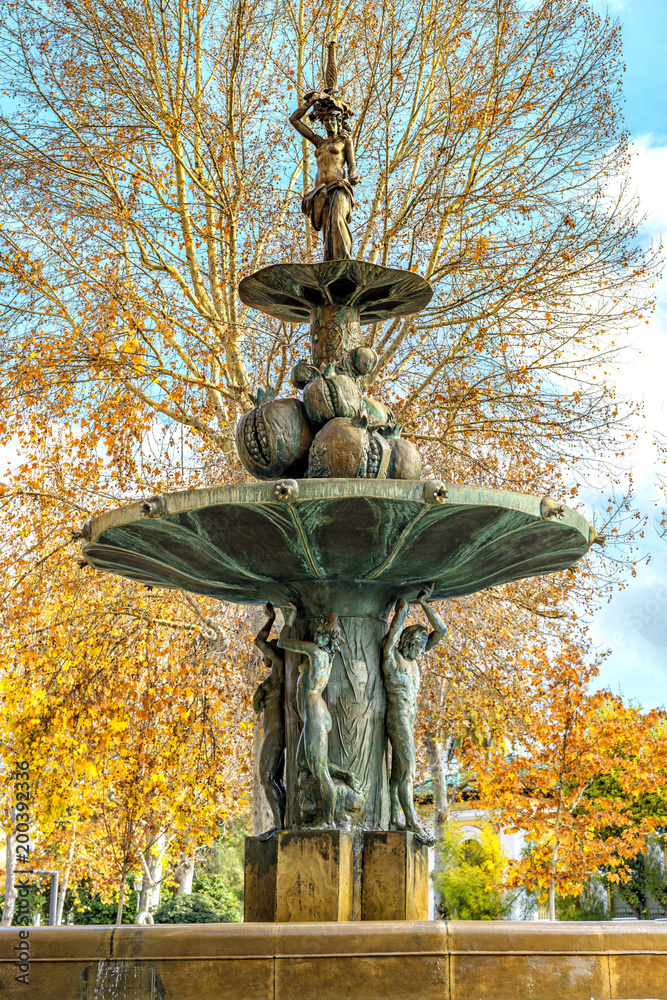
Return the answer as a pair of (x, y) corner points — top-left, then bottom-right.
(289, 42), (359, 261)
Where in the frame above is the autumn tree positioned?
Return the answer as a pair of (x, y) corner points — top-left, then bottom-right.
(591, 780), (667, 919)
(0, 0), (650, 695)
(603, 835), (667, 920)
(462, 650), (667, 920)
(0, 434), (253, 924)
(0, 0), (655, 491)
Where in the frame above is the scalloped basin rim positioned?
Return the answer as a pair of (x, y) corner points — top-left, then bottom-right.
(83, 480), (590, 543)
(238, 260), (433, 323)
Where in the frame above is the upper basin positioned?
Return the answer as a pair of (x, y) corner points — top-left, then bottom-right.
(238, 260), (433, 324)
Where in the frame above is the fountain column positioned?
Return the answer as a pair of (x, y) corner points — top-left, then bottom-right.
(284, 612), (390, 830)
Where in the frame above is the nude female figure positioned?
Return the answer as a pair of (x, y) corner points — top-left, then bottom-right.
(381, 587), (447, 846)
(252, 603), (286, 833)
(278, 606), (356, 827)
(289, 92), (359, 261)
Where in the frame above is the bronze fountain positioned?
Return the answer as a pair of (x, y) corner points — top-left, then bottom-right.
(81, 41), (593, 923)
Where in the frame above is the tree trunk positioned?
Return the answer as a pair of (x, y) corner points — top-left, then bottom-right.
(115, 868), (127, 927)
(423, 734), (448, 843)
(174, 855), (195, 895)
(138, 876), (148, 914)
(549, 785), (563, 922)
(423, 734), (448, 918)
(138, 874), (153, 913)
(149, 875), (161, 911)
(1, 830), (18, 927)
(56, 824), (77, 925)
(138, 835), (166, 912)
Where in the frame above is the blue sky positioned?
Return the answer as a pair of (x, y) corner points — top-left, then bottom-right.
(586, 1), (667, 706)
(612, 0), (667, 138)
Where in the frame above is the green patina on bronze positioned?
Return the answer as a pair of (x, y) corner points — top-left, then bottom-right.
(82, 480), (592, 831)
(82, 480), (591, 609)
(238, 260), (433, 325)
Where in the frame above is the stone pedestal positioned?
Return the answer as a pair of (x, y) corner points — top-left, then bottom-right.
(244, 830), (427, 923)
(361, 831), (428, 921)
(244, 833), (279, 922)
(245, 829), (357, 923)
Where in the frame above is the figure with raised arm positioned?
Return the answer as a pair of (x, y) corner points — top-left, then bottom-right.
(381, 586), (447, 846)
(252, 603), (286, 834)
(289, 42), (359, 261)
(278, 605), (356, 827)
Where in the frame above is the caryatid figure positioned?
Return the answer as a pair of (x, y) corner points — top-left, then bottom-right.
(278, 606), (357, 827)
(289, 43), (359, 261)
(252, 603), (286, 833)
(381, 587), (447, 846)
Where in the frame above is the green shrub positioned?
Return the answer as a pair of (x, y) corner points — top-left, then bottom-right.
(432, 823), (508, 920)
(192, 874), (242, 921)
(196, 817), (249, 912)
(1, 878), (139, 925)
(556, 879), (608, 921)
(69, 882), (138, 925)
(0, 877), (49, 925)
(153, 892), (229, 924)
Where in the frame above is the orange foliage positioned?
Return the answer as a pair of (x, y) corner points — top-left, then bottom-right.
(0, 432), (253, 916)
(459, 648), (667, 911)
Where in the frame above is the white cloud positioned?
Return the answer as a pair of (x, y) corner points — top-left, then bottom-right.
(591, 547), (667, 707)
(630, 138), (667, 238)
(587, 137), (667, 707)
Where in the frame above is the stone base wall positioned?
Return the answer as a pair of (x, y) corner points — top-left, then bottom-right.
(1, 921), (667, 999)
(244, 830), (428, 923)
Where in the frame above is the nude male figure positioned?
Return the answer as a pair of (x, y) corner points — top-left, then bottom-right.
(252, 603), (286, 833)
(381, 586), (447, 846)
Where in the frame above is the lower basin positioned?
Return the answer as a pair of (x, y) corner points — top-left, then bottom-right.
(81, 479), (592, 615)
(81, 479), (593, 830)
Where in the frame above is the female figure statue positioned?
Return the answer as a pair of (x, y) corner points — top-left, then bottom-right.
(279, 606), (357, 827)
(289, 91), (359, 261)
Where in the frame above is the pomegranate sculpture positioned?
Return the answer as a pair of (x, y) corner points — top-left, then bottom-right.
(363, 395), (396, 434)
(386, 428), (422, 480)
(307, 416), (391, 480)
(302, 365), (362, 426)
(236, 335), (424, 483)
(236, 387), (312, 480)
